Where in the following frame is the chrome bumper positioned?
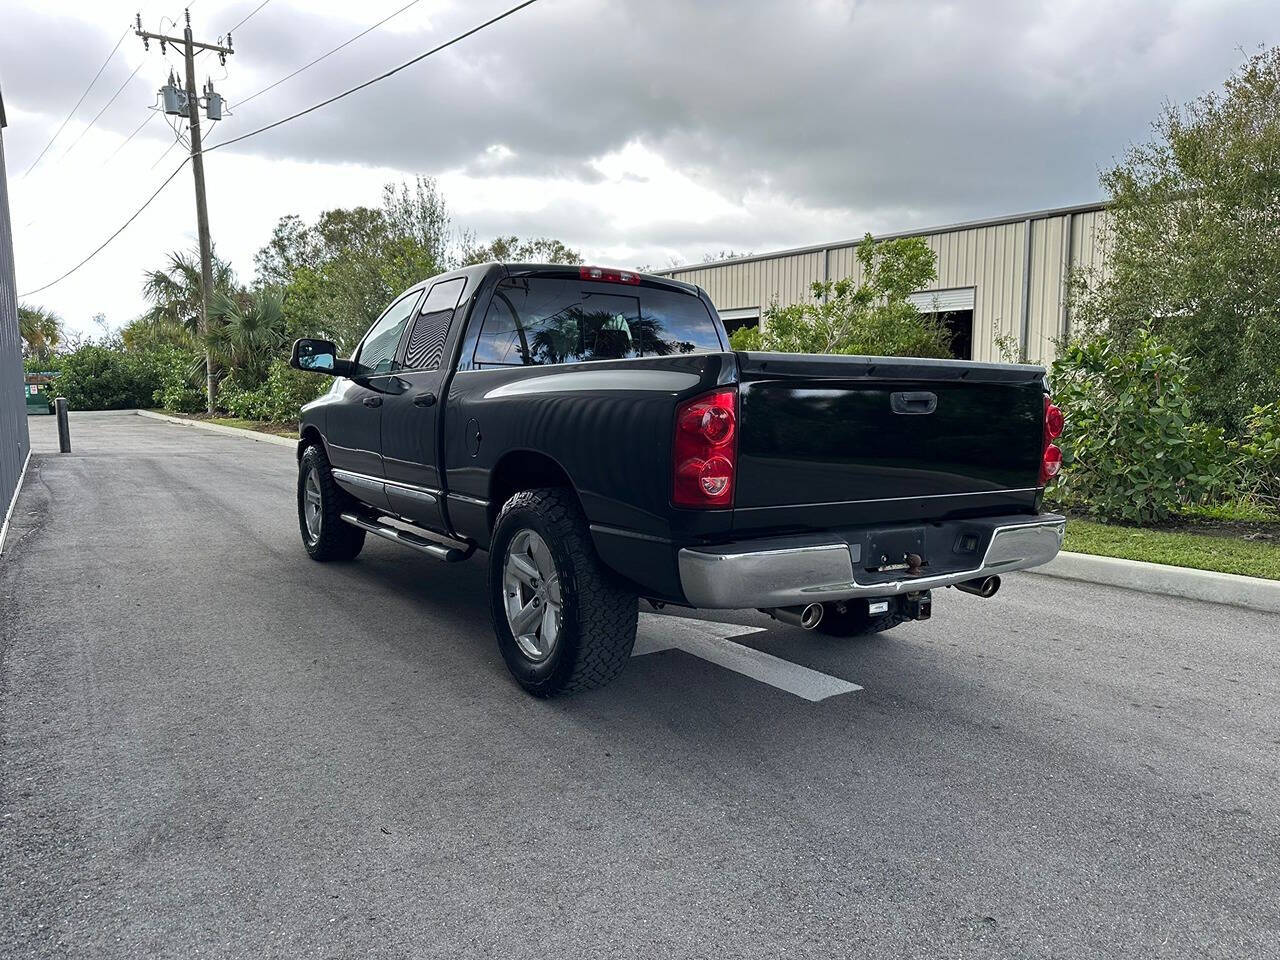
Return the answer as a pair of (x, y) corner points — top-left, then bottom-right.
(678, 517), (1065, 609)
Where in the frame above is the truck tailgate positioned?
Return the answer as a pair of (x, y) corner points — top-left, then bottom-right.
(733, 352), (1046, 532)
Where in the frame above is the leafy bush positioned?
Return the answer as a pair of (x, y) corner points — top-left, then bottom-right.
(1069, 47), (1280, 432)
(727, 234), (951, 358)
(1233, 403), (1280, 505)
(52, 343), (166, 410)
(1047, 327), (1234, 523)
(151, 347), (206, 413)
(218, 359), (326, 423)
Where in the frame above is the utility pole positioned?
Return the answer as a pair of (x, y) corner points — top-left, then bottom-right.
(135, 10), (233, 413)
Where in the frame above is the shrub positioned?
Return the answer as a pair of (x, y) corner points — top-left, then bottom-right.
(727, 234), (951, 358)
(1233, 403), (1280, 505)
(1048, 327), (1234, 523)
(152, 347), (206, 414)
(218, 359), (326, 423)
(52, 343), (164, 410)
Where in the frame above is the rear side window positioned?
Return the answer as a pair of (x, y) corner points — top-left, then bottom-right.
(356, 290), (420, 373)
(472, 278), (722, 368)
(403, 277), (465, 371)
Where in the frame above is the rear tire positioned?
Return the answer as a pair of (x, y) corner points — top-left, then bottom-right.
(298, 444), (366, 562)
(815, 599), (909, 637)
(489, 488), (638, 696)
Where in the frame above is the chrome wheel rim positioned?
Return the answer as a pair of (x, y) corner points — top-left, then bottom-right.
(303, 468), (322, 542)
(502, 529), (562, 662)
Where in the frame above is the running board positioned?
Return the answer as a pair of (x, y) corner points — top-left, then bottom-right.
(339, 512), (468, 563)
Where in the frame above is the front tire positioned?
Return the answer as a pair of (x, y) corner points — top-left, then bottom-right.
(298, 444), (366, 561)
(488, 488), (638, 696)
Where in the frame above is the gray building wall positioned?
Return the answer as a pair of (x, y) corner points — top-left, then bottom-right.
(657, 202), (1111, 365)
(1, 86), (33, 549)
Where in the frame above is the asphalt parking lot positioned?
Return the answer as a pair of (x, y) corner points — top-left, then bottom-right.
(2, 411), (1278, 959)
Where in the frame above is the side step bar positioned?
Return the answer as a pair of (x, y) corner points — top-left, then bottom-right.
(339, 512), (469, 563)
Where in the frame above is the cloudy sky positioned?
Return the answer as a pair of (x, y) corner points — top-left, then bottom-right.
(2, 0), (1274, 336)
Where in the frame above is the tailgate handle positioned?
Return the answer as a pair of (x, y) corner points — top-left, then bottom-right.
(890, 391), (937, 415)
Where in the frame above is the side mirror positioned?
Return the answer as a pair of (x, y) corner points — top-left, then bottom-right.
(291, 338), (352, 377)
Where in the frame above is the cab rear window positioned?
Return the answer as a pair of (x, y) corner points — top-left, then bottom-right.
(472, 278), (722, 368)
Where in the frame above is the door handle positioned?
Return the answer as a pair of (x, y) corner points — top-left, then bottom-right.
(890, 391), (937, 415)
(413, 392), (437, 408)
(362, 395), (382, 408)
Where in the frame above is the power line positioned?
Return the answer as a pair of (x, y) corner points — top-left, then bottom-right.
(22, 27), (129, 177)
(230, 0), (422, 113)
(57, 61), (145, 162)
(207, 0), (539, 155)
(227, 0), (272, 35)
(18, 0), (543, 297)
(105, 108), (161, 164)
(18, 160), (190, 298)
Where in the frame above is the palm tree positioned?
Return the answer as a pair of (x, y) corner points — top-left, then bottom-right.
(140, 248), (237, 335)
(207, 288), (288, 387)
(141, 248), (238, 411)
(18, 303), (63, 360)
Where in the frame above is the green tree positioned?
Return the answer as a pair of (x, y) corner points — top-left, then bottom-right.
(18, 303), (62, 360)
(729, 234), (949, 357)
(1048, 326), (1234, 523)
(459, 234), (584, 266)
(140, 248), (238, 336)
(267, 177), (453, 352)
(207, 288), (288, 387)
(1071, 46), (1280, 431)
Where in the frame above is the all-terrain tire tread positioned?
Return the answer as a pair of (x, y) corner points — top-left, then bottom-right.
(299, 444), (366, 562)
(492, 488), (637, 695)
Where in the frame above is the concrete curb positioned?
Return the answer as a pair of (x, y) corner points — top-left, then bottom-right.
(136, 410), (296, 448)
(0, 448), (33, 557)
(1028, 550), (1280, 615)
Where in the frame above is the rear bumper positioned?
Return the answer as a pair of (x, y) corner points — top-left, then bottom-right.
(677, 514), (1065, 609)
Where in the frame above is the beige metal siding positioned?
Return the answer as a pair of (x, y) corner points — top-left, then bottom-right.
(676, 252), (825, 315)
(663, 204), (1110, 365)
(1026, 216), (1067, 363)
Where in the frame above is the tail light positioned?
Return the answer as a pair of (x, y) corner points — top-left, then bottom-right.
(672, 387), (737, 508)
(1040, 395), (1064, 485)
(580, 265), (641, 285)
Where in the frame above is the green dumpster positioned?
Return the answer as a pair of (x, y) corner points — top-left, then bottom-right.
(25, 377), (54, 415)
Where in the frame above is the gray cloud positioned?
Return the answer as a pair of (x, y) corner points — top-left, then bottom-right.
(175, 0), (1277, 226)
(5, 0), (1277, 316)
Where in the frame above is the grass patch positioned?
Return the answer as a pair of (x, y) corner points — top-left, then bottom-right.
(1181, 499), (1279, 524)
(1064, 519), (1280, 581)
(206, 417), (297, 438)
(153, 411), (297, 439)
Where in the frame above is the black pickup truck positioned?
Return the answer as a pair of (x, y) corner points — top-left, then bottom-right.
(290, 262), (1066, 696)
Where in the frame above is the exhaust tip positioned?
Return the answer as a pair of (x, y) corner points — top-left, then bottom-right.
(800, 603), (824, 630)
(759, 603), (826, 630)
(954, 575), (1001, 598)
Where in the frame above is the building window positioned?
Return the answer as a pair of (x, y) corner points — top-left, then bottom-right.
(718, 306), (760, 337)
(907, 288), (975, 361)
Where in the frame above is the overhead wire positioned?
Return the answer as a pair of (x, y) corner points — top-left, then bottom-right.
(227, 0), (272, 35)
(57, 60), (146, 162)
(105, 107), (162, 164)
(22, 27), (130, 177)
(18, 0), (542, 297)
(18, 160), (191, 298)
(228, 0), (422, 114)
(206, 0), (537, 155)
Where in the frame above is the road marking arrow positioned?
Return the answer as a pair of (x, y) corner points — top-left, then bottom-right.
(633, 612), (862, 702)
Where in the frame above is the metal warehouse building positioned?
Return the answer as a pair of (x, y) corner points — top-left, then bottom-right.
(1, 83), (32, 554)
(657, 201), (1111, 365)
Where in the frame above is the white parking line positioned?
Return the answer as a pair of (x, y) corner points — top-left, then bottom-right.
(633, 612), (862, 702)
